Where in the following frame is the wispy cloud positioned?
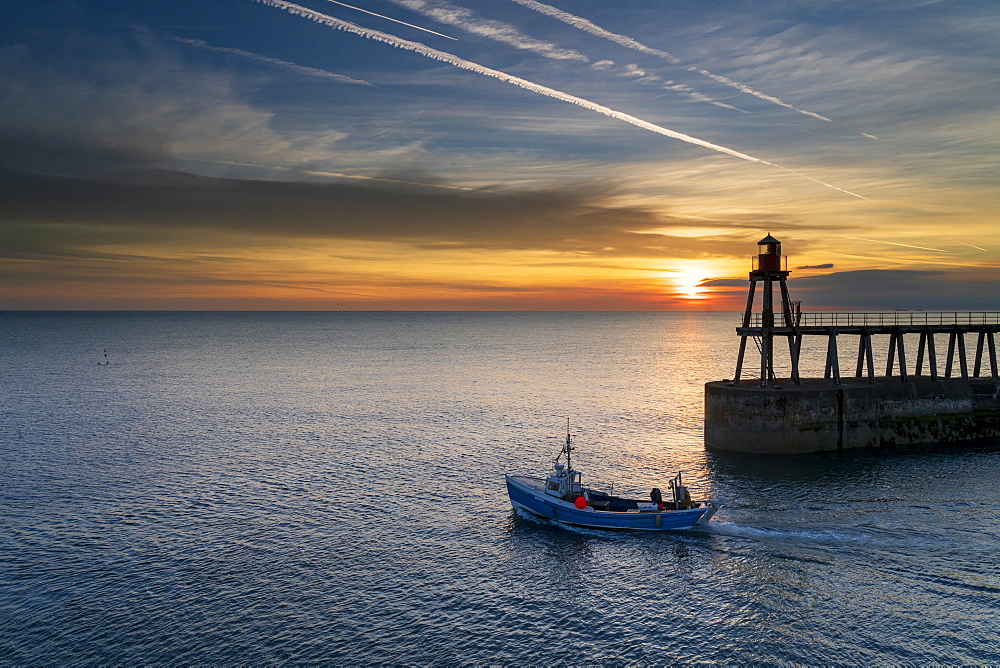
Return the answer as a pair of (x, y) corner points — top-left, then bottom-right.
(173, 37), (373, 85)
(250, 0), (867, 198)
(322, 0), (457, 40)
(303, 169), (474, 190)
(384, 0), (588, 61)
(392, 0), (745, 109)
(792, 269), (1000, 310)
(507, 0), (835, 123)
(0, 41), (329, 170)
(1, 162), (785, 261)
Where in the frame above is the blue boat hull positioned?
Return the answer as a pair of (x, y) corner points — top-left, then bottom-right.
(506, 475), (711, 531)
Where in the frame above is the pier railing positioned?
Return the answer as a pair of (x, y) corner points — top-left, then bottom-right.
(734, 310), (999, 385)
(745, 312), (1000, 328)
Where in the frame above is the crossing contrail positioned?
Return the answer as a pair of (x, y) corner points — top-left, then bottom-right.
(385, 0), (588, 61)
(836, 235), (949, 253)
(508, 0), (836, 123)
(252, 0), (867, 199)
(322, 0), (457, 40)
(949, 238), (988, 252)
(173, 38), (373, 85)
(386, 0), (744, 108)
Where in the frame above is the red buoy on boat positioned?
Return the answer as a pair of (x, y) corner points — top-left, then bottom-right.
(574, 496), (587, 509)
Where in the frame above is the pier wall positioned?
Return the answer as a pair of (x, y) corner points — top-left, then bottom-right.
(704, 377), (1000, 454)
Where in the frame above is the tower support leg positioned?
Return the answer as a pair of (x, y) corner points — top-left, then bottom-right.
(760, 334), (770, 387)
(855, 330), (874, 383)
(741, 280), (757, 327)
(896, 331), (908, 383)
(927, 332), (939, 381)
(946, 332), (957, 378)
(856, 334), (866, 378)
(916, 331), (927, 376)
(824, 331), (840, 385)
(789, 334), (801, 385)
(988, 331), (998, 379)
(974, 331), (985, 377)
(866, 333), (875, 384)
(734, 335), (748, 384)
(886, 333), (897, 377)
(957, 331), (968, 379)
(778, 278), (794, 327)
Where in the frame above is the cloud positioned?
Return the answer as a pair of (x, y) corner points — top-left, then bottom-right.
(253, 0), (867, 199)
(172, 38), (374, 85)
(0, 163), (682, 257)
(700, 268), (1000, 311)
(796, 263), (834, 269)
(322, 0), (457, 40)
(0, 40), (336, 175)
(385, 0), (589, 61)
(507, 0), (835, 122)
(700, 279), (747, 288)
(620, 64), (648, 78)
(790, 269), (1000, 310)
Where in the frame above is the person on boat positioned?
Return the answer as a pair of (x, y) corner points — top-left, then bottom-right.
(675, 485), (693, 509)
(650, 488), (664, 510)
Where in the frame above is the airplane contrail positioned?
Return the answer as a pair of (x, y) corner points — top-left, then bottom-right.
(173, 38), (373, 85)
(385, 0), (588, 61)
(322, 0), (458, 40)
(389, 0), (745, 109)
(828, 252), (992, 269)
(949, 238), (988, 252)
(251, 0), (867, 199)
(507, 0), (836, 124)
(836, 235), (949, 253)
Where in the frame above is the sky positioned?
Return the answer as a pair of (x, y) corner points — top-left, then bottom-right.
(1, 0), (998, 310)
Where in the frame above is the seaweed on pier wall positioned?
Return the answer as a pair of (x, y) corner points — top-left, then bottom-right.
(889, 410), (1000, 445)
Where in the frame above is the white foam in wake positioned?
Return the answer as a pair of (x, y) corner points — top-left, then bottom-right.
(697, 520), (874, 544)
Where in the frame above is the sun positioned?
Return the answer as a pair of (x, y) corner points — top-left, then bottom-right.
(666, 262), (714, 300)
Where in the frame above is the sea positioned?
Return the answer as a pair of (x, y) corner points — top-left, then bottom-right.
(1, 311), (998, 665)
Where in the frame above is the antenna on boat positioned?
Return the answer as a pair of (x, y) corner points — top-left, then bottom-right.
(565, 417), (573, 471)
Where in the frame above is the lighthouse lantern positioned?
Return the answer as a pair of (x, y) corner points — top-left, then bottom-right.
(753, 234), (787, 274)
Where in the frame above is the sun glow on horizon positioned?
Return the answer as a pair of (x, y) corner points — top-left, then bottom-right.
(665, 261), (717, 301)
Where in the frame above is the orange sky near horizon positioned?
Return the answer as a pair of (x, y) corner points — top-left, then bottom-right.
(2, 0), (998, 311)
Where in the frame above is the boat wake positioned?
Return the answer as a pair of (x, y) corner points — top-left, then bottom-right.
(696, 520), (877, 544)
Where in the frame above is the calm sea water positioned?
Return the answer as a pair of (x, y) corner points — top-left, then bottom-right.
(1, 311), (998, 665)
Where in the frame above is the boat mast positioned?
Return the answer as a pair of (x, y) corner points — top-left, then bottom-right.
(565, 417), (572, 471)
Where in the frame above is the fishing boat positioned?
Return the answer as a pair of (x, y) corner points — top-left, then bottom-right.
(506, 427), (719, 531)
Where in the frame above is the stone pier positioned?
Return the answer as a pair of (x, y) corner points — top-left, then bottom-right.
(703, 235), (1000, 454)
(705, 377), (1000, 454)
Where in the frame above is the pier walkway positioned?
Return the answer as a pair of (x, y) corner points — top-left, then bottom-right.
(736, 311), (1000, 385)
(710, 236), (999, 452)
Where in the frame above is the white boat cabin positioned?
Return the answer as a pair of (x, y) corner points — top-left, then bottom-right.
(544, 463), (582, 500)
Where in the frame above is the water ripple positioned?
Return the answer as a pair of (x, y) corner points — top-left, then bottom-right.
(2, 312), (999, 665)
